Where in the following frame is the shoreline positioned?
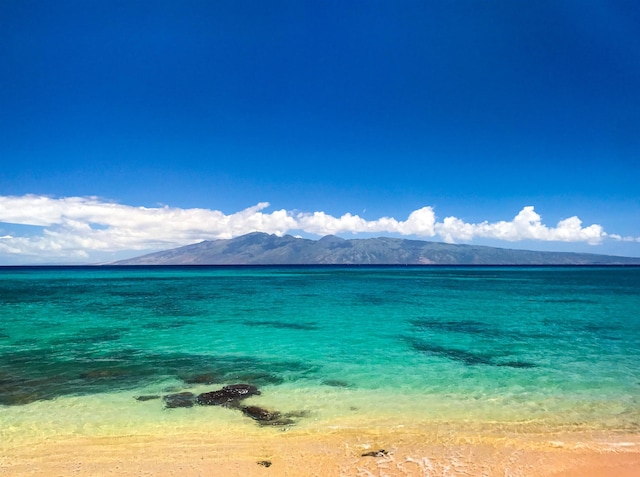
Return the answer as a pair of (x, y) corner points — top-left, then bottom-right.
(3, 424), (640, 476)
(3, 266), (639, 476)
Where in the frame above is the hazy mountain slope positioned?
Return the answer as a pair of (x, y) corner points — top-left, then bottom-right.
(112, 232), (640, 265)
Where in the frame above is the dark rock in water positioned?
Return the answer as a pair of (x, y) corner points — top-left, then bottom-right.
(182, 373), (220, 385)
(196, 384), (260, 406)
(241, 405), (295, 426)
(224, 371), (284, 386)
(361, 449), (388, 457)
(322, 379), (350, 387)
(142, 321), (191, 330)
(241, 405), (280, 421)
(223, 383), (260, 397)
(0, 347), (313, 406)
(164, 392), (195, 408)
(257, 460), (272, 467)
(283, 410), (311, 418)
(135, 395), (161, 402)
(497, 361), (537, 368)
(52, 329), (125, 345)
(196, 389), (235, 406)
(14, 338), (39, 346)
(80, 368), (129, 380)
(408, 338), (495, 366)
(163, 385), (183, 393)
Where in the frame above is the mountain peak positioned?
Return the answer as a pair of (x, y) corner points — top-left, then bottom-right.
(318, 235), (346, 243)
(111, 233), (640, 266)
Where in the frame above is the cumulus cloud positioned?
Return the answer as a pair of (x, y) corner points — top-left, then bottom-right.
(0, 194), (632, 260)
(0, 195), (295, 258)
(295, 206), (436, 236)
(435, 206), (605, 245)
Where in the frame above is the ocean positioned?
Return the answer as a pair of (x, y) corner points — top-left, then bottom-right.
(1, 266), (639, 446)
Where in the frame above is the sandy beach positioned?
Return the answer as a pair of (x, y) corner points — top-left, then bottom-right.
(3, 425), (640, 477)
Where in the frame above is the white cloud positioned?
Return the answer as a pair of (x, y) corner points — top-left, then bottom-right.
(0, 194), (633, 260)
(0, 195), (296, 258)
(295, 206), (436, 236)
(435, 206), (605, 245)
(608, 234), (640, 243)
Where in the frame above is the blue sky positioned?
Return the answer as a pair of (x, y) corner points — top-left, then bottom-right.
(1, 1), (639, 263)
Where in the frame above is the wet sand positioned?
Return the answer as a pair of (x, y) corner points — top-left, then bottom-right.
(3, 426), (639, 477)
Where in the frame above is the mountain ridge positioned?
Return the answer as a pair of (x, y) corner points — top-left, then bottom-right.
(111, 232), (640, 266)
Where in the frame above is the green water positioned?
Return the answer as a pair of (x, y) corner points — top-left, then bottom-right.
(1, 266), (639, 440)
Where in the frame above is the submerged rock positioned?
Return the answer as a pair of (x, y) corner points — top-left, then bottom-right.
(135, 394), (160, 402)
(160, 383), (301, 427)
(241, 405), (295, 426)
(196, 384), (260, 406)
(257, 460), (272, 467)
(283, 410), (311, 418)
(224, 371), (284, 386)
(322, 379), (350, 387)
(182, 373), (219, 385)
(496, 360), (537, 368)
(80, 368), (129, 379)
(241, 405), (279, 421)
(222, 383), (261, 397)
(163, 391), (195, 408)
(196, 389), (237, 406)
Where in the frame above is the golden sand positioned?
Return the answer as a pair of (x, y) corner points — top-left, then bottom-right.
(3, 425), (639, 477)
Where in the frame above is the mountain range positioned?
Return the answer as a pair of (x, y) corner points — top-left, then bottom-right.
(112, 232), (640, 266)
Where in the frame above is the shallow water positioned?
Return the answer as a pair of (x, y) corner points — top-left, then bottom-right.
(1, 266), (639, 443)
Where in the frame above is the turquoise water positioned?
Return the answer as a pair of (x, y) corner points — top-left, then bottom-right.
(1, 266), (640, 438)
